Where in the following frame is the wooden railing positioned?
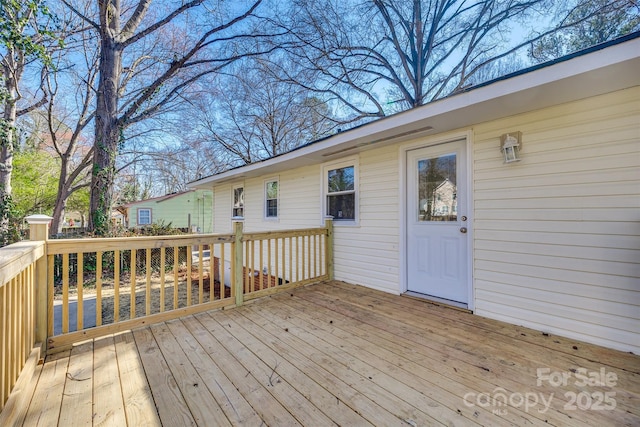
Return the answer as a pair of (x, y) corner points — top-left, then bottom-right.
(0, 241), (44, 412)
(42, 220), (332, 352)
(0, 218), (332, 412)
(45, 233), (236, 351)
(242, 226), (331, 301)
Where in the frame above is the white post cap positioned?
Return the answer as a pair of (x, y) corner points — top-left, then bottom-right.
(25, 214), (53, 224)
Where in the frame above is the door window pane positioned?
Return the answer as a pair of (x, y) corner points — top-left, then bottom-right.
(417, 153), (457, 222)
(233, 187), (244, 217)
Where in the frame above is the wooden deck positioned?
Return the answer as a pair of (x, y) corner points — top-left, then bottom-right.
(11, 281), (640, 426)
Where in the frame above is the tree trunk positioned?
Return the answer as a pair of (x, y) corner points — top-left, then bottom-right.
(49, 152), (70, 236)
(50, 199), (66, 237)
(89, 35), (122, 235)
(0, 56), (19, 244)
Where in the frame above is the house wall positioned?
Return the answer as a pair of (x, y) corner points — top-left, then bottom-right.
(471, 86), (640, 353)
(212, 146), (402, 294)
(130, 190), (213, 232)
(211, 86), (639, 353)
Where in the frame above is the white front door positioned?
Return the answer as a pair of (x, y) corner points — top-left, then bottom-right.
(406, 139), (469, 304)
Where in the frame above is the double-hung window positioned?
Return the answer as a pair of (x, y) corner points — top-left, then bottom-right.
(232, 185), (244, 218)
(265, 179), (278, 219)
(137, 208), (151, 225)
(325, 159), (357, 222)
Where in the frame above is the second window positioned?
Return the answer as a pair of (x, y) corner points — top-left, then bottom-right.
(265, 179), (278, 219)
(325, 162), (356, 221)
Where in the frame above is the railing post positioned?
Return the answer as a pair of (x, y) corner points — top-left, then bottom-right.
(25, 215), (52, 349)
(324, 217), (334, 281)
(233, 220), (244, 307)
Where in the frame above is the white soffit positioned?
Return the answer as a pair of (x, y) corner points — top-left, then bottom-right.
(191, 36), (640, 187)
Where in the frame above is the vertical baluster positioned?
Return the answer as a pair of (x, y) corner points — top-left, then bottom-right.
(130, 249), (137, 320)
(296, 236), (300, 282)
(173, 246), (179, 310)
(275, 238), (279, 287)
(230, 241), (235, 301)
(13, 275), (20, 370)
(220, 243), (225, 300)
(267, 239), (272, 288)
(114, 250), (120, 323)
(247, 240), (255, 292)
(160, 248), (165, 313)
(47, 255), (54, 337)
(244, 240), (250, 294)
(198, 245), (203, 304)
(96, 252), (103, 326)
(146, 248), (151, 316)
(288, 237), (293, 284)
(62, 253), (69, 334)
(311, 234), (314, 279)
(187, 245), (192, 306)
(259, 239), (264, 290)
(77, 253), (84, 331)
(0, 279), (5, 405)
(25, 267), (32, 359)
(9, 277), (15, 398)
(20, 271), (26, 365)
(302, 236), (311, 280)
(5, 279), (11, 393)
(313, 234), (318, 278)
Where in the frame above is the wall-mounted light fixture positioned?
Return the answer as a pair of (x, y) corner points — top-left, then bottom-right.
(500, 131), (522, 163)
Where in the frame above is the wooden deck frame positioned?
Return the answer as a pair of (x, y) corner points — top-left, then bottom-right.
(0, 220), (332, 412)
(3, 280), (638, 426)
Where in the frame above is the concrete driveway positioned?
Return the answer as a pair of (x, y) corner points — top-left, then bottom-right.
(53, 298), (97, 335)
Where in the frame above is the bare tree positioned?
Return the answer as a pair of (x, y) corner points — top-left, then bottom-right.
(0, 0), (55, 244)
(529, 0), (640, 62)
(114, 132), (226, 198)
(62, 0), (272, 234)
(196, 58), (336, 167)
(277, 0), (634, 122)
(28, 6), (100, 235)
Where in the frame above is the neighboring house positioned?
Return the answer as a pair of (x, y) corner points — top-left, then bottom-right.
(123, 190), (213, 232)
(190, 34), (640, 353)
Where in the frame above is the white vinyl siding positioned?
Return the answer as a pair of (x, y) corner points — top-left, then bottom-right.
(208, 86), (639, 353)
(212, 146), (401, 294)
(332, 147), (400, 292)
(472, 87), (640, 353)
(215, 169), (321, 233)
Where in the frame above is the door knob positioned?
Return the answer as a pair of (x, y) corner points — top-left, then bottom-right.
(460, 227), (467, 234)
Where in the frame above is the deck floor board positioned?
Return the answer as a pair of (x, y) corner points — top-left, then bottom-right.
(14, 281), (640, 427)
(58, 341), (93, 427)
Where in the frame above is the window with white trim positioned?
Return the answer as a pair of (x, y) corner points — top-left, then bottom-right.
(265, 179), (278, 219)
(232, 185), (244, 217)
(137, 208), (151, 225)
(324, 159), (357, 222)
